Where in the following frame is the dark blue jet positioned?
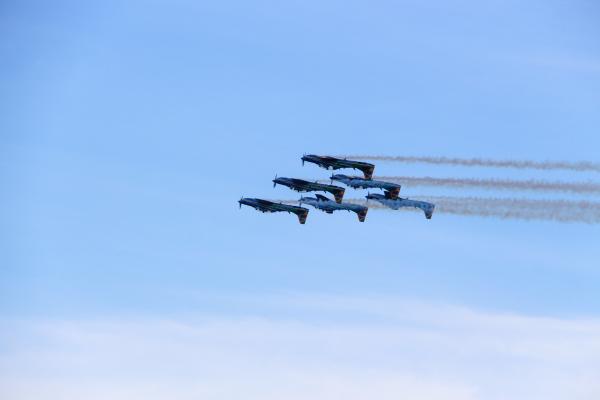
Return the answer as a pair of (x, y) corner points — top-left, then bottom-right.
(366, 193), (434, 219)
(300, 194), (368, 222)
(301, 154), (375, 180)
(239, 198), (309, 224)
(273, 176), (345, 203)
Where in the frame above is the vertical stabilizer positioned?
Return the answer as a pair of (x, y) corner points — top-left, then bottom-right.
(361, 165), (375, 180)
(296, 209), (309, 224)
(356, 208), (368, 222)
(333, 188), (345, 204)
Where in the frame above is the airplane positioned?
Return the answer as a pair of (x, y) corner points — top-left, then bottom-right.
(239, 197), (309, 224)
(273, 176), (346, 203)
(299, 194), (368, 222)
(301, 154), (375, 180)
(330, 174), (401, 199)
(366, 193), (434, 219)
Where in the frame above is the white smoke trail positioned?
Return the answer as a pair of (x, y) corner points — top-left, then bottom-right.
(342, 155), (600, 172)
(363, 196), (600, 223)
(374, 176), (600, 195)
(277, 197), (600, 223)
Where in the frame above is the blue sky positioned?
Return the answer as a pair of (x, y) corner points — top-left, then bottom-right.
(2, 1), (600, 398)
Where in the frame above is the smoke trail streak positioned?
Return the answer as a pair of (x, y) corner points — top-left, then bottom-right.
(372, 176), (600, 195)
(274, 197), (600, 223)
(342, 155), (600, 172)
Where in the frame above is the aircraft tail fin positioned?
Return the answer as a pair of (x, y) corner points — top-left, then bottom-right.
(356, 208), (368, 222)
(332, 188), (345, 204)
(361, 165), (375, 180)
(419, 203), (434, 220)
(296, 209), (309, 224)
(425, 205), (434, 220)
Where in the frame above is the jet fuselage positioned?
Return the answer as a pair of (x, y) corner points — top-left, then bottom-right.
(366, 194), (434, 219)
(239, 198), (309, 224)
(331, 174), (401, 198)
(300, 194), (368, 222)
(301, 155), (375, 179)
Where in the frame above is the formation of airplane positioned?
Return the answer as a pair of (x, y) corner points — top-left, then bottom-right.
(300, 194), (368, 222)
(238, 154), (435, 224)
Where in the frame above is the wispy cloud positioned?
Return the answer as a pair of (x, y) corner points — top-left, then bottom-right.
(1, 295), (599, 400)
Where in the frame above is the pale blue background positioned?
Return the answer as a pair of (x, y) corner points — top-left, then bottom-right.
(3, 0), (600, 319)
